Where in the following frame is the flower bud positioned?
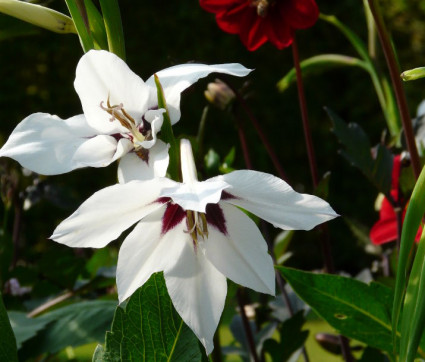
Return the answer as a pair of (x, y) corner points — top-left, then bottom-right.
(401, 67), (425, 81)
(204, 79), (235, 110)
(0, 0), (76, 34)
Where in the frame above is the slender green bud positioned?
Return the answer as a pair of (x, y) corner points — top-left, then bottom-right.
(401, 67), (425, 81)
(0, 0), (76, 34)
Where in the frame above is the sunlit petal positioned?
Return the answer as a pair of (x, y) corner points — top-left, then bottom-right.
(51, 178), (175, 248)
(0, 113), (119, 174)
(117, 140), (169, 183)
(220, 170), (338, 230)
(164, 240), (227, 355)
(205, 202), (275, 295)
(74, 50), (150, 133)
(160, 178), (229, 213)
(139, 109), (165, 149)
(117, 206), (187, 302)
(146, 63), (252, 124)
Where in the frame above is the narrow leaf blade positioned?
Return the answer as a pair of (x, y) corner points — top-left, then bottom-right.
(277, 54), (368, 92)
(99, 0), (125, 60)
(65, 0), (94, 52)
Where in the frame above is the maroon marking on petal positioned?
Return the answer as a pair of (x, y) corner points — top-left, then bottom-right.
(206, 203), (228, 235)
(162, 202), (186, 235)
(155, 197), (171, 204)
(221, 190), (238, 200)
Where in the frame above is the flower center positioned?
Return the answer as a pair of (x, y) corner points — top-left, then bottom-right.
(100, 96), (147, 147)
(185, 210), (209, 245)
(251, 0), (270, 17)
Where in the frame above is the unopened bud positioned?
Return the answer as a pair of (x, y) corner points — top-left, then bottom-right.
(0, 0), (76, 34)
(401, 67), (425, 81)
(204, 79), (235, 110)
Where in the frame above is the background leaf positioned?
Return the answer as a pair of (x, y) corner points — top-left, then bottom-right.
(15, 300), (116, 360)
(277, 266), (396, 353)
(0, 292), (17, 362)
(327, 107), (392, 194)
(100, 273), (207, 361)
(263, 311), (308, 362)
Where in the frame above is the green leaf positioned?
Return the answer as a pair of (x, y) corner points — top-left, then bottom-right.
(0, 292), (18, 361)
(273, 230), (295, 263)
(155, 74), (180, 181)
(314, 171), (331, 200)
(84, 0), (108, 50)
(400, 232), (425, 361)
(277, 266), (399, 353)
(392, 164), (425, 358)
(65, 0), (94, 52)
(101, 273), (207, 361)
(359, 346), (387, 361)
(263, 311), (308, 362)
(226, 315), (277, 361)
(0, 0), (76, 34)
(17, 300), (116, 359)
(99, 0), (125, 60)
(277, 54), (368, 92)
(327, 107), (392, 194)
(8, 311), (49, 349)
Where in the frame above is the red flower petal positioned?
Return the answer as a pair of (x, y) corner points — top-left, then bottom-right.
(200, 0), (319, 50)
(281, 0), (319, 29)
(239, 12), (269, 51)
(370, 218), (398, 245)
(266, 10), (293, 49)
(199, 0), (245, 13)
(215, 2), (252, 34)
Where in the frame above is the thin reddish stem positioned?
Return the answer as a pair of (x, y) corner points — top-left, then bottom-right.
(292, 33), (352, 361)
(226, 81), (288, 181)
(367, 0), (421, 179)
(291, 36), (319, 187)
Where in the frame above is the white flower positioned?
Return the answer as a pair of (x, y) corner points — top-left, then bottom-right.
(50, 139), (338, 354)
(0, 50), (251, 181)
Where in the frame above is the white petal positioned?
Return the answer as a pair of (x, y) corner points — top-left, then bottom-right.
(74, 50), (150, 134)
(72, 135), (121, 168)
(117, 205), (188, 303)
(146, 63), (252, 124)
(117, 140), (169, 183)
(165, 239), (227, 355)
(160, 178), (229, 213)
(205, 203), (275, 295)
(139, 109), (165, 149)
(51, 178), (176, 248)
(0, 113), (119, 174)
(220, 170), (338, 230)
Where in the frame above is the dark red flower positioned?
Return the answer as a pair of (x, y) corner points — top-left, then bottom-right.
(370, 155), (422, 245)
(199, 0), (319, 51)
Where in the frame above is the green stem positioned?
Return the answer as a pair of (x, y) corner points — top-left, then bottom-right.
(367, 0), (421, 179)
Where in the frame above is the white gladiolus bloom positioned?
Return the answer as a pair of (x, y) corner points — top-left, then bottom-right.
(50, 139), (338, 354)
(0, 50), (251, 181)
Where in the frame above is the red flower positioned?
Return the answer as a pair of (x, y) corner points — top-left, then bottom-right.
(370, 155), (422, 245)
(199, 0), (319, 51)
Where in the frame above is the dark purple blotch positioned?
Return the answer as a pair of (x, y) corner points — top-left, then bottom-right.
(206, 203), (227, 235)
